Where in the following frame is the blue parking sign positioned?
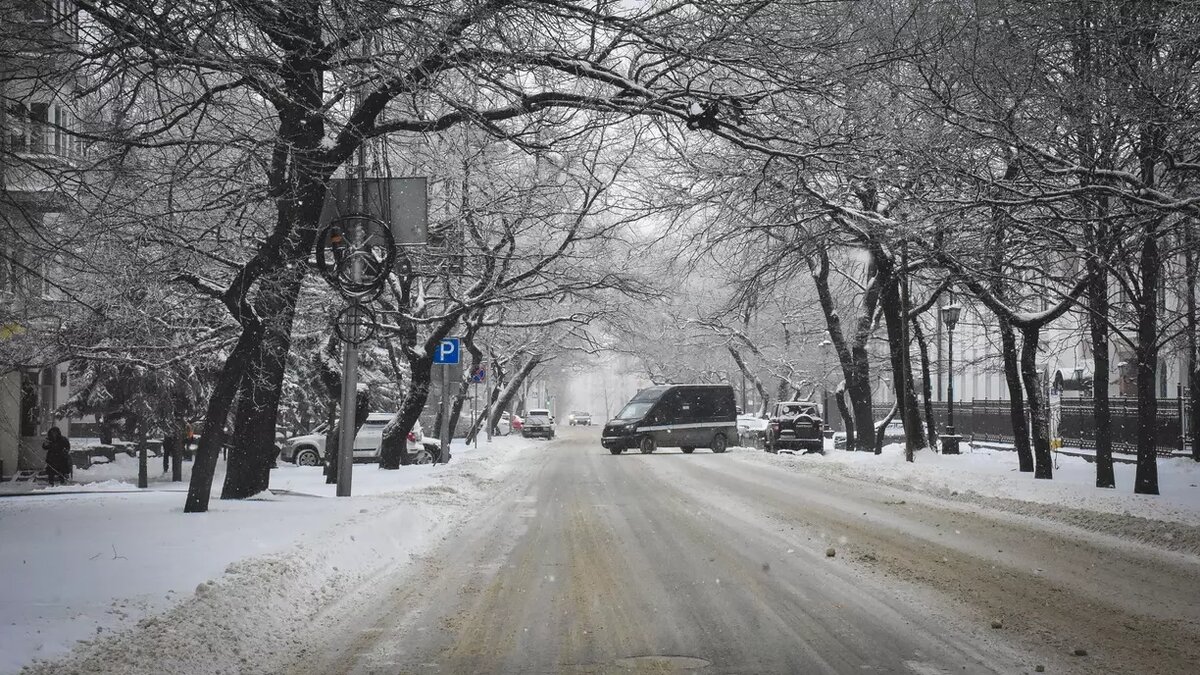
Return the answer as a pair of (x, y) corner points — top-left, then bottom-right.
(434, 337), (461, 365)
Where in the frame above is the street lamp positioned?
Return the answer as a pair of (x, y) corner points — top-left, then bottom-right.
(940, 304), (962, 454)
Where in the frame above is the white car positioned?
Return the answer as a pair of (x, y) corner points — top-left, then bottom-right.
(737, 413), (769, 447)
(567, 411), (592, 426)
(281, 413), (432, 465)
(495, 411), (513, 436)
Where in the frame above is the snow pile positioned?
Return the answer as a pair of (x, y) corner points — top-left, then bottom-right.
(737, 442), (1200, 551)
(754, 442), (1200, 520)
(3, 437), (529, 675)
(0, 455), (192, 495)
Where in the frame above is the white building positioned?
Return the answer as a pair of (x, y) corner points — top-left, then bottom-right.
(1, 0), (82, 478)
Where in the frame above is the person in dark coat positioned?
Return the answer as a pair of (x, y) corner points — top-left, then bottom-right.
(43, 426), (72, 486)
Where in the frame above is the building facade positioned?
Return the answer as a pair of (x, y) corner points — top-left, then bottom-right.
(1, 0), (81, 477)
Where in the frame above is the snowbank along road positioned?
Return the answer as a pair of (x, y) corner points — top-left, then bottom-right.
(279, 426), (1200, 675)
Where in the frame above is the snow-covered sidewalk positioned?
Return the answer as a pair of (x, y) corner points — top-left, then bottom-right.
(738, 441), (1200, 526)
(0, 437), (531, 675)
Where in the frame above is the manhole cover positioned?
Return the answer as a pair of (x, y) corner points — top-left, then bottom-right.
(612, 655), (712, 671)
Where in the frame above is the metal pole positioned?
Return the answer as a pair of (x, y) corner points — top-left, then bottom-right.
(1180, 383), (1186, 456)
(902, 238), (912, 461)
(947, 325), (956, 432)
(439, 363), (451, 463)
(336, 326), (358, 496)
(336, 131), (366, 496)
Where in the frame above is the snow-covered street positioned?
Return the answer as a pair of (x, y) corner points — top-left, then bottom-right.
(1, 437), (528, 675)
(10, 427), (1196, 674)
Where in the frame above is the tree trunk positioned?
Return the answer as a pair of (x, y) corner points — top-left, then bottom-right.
(172, 402), (184, 482)
(878, 266), (926, 451)
(1088, 245), (1115, 487)
(381, 353), (433, 468)
(835, 383), (854, 450)
(846, 353), (876, 453)
(1134, 219), (1162, 495)
(445, 372), (473, 446)
(449, 327), (484, 443)
(318, 336), (342, 483)
(875, 401), (898, 454)
(728, 346), (771, 415)
(466, 374), (503, 444)
(185, 323), (264, 512)
(999, 317), (1033, 472)
(488, 354), (543, 434)
(136, 416), (148, 489)
(809, 248), (877, 453)
(1019, 325), (1052, 479)
(222, 269), (303, 499)
(912, 318), (937, 447)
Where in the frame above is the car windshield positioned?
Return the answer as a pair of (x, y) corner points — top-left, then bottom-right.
(527, 413), (550, 424)
(782, 404), (817, 416)
(614, 401), (653, 420)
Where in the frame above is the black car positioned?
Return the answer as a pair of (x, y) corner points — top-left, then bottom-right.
(601, 384), (737, 455)
(522, 409), (555, 439)
(765, 401), (824, 454)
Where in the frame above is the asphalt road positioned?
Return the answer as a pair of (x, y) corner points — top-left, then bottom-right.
(284, 427), (1200, 675)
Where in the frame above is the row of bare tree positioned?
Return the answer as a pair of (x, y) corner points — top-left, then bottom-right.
(3, 1), (1196, 503)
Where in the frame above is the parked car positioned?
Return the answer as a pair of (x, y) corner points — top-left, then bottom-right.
(522, 408), (556, 439)
(281, 413), (431, 465)
(509, 413), (523, 433)
(737, 413), (769, 448)
(765, 401), (824, 454)
(495, 411), (513, 436)
(832, 419), (904, 450)
(567, 411), (592, 426)
(601, 384), (737, 455)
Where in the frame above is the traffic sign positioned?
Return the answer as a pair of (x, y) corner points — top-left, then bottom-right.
(469, 366), (486, 383)
(434, 337), (461, 365)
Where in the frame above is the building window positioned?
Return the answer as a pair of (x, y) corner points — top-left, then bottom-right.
(29, 0), (51, 22)
(20, 372), (40, 437)
(6, 102), (27, 151)
(54, 105), (63, 155)
(30, 102), (49, 153)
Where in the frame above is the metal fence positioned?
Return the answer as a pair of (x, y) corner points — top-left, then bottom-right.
(830, 397), (1193, 456)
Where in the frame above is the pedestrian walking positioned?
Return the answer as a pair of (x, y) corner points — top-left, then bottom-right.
(43, 426), (71, 486)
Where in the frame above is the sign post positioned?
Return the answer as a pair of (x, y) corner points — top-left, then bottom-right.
(433, 338), (461, 463)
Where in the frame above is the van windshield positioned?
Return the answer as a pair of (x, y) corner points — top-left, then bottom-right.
(615, 401), (654, 420)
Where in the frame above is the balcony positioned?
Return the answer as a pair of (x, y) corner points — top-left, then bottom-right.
(3, 114), (82, 210)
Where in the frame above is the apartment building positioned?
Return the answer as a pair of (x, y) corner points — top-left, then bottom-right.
(1, 0), (81, 478)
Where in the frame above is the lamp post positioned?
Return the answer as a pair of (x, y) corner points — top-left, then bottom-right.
(819, 337), (832, 422)
(940, 305), (962, 454)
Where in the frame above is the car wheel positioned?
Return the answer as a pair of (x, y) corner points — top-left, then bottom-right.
(681, 446), (694, 454)
(711, 434), (728, 454)
(295, 448), (320, 466)
(609, 447), (623, 455)
(639, 436), (656, 454)
(411, 447), (435, 465)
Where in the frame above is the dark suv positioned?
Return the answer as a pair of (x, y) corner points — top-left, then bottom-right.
(766, 401), (824, 454)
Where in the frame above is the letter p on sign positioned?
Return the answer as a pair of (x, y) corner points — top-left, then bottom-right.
(434, 337), (461, 365)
